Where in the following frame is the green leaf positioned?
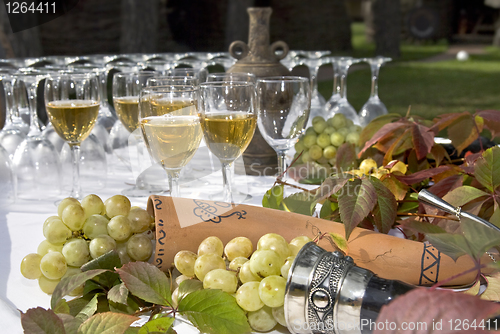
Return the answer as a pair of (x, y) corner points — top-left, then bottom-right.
(320, 199), (334, 219)
(474, 146), (500, 192)
(108, 283), (129, 305)
(442, 185), (489, 207)
(67, 297), (93, 317)
(328, 233), (348, 254)
(314, 176), (349, 202)
(109, 296), (141, 315)
(490, 206), (500, 228)
(262, 184), (284, 209)
(178, 279), (203, 302)
(338, 178), (377, 240)
(81, 251), (122, 289)
(51, 269), (109, 309)
(397, 192), (420, 213)
(77, 312), (139, 334)
(381, 176), (408, 201)
(282, 191), (317, 216)
(461, 216), (500, 261)
(58, 313), (83, 334)
(116, 261), (172, 306)
(76, 294), (99, 322)
(21, 307), (66, 334)
(124, 328), (140, 334)
(400, 220), (447, 235)
(138, 317), (174, 334)
(369, 177), (398, 234)
(54, 298), (70, 314)
(178, 289), (251, 334)
(83, 280), (105, 296)
(426, 233), (470, 261)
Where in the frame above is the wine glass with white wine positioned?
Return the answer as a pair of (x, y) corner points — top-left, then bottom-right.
(139, 85), (202, 197)
(198, 81), (257, 203)
(44, 73), (100, 200)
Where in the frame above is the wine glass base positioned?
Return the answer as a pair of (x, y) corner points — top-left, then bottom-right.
(121, 185), (169, 198)
(208, 190), (252, 204)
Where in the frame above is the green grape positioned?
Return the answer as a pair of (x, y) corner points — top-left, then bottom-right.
(294, 140), (305, 154)
(197, 236), (224, 257)
(337, 127), (349, 138)
(349, 124), (363, 134)
(21, 253), (42, 279)
(127, 207), (152, 233)
(289, 235), (312, 256)
(249, 250), (282, 278)
(107, 215), (132, 241)
(257, 233), (290, 262)
(312, 118), (327, 133)
(259, 275), (286, 307)
(305, 127), (316, 136)
(40, 252), (67, 280)
(62, 266), (84, 296)
(174, 250), (197, 277)
(57, 197), (80, 218)
(247, 306), (277, 332)
(328, 157), (337, 166)
(37, 240), (63, 256)
(308, 145), (323, 161)
(89, 235), (117, 259)
(280, 256), (295, 279)
(303, 133), (317, 148)
(105, 195), (131, 218)
(301, 151), (312, 163)
(316, 133), (331, 148)
(323, 145), (337, 160)
(330, 113), (347, 129)
(311, 116), (325, 125)
(43, 217), (72, 245)
(323, 126), (336, 135)
(235, 281), (264, 312)
(126, 234), (153, 261)
(175, 274), (191, 287)
(82, 215), (109, 239)
(272, 306), (287, 327)
(172, 287), (179, 308)
(81, 194), (105, 218)
(62, 238), (90, 267)
(224, 237), (253, 261)
(203, 269), (238, 293)
(61, 204), (86, 231)
(345, 118), (354, 128)
(116, 241), (132, 264)
(345, 132), (360, 146)
(239, 261), (262, 283)
(38, 276), (60, 295)
(194, 253), (225, 281)
(330, 132), (345, 147)
(229, 257), (249, 271)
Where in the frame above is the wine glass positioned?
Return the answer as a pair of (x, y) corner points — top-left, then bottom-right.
(12, 70), (62, 200)
(198, 81), (257, 203)
(206, 72), (256, 83)
(0, 144), (16, 207)
(323, 56), (343, 116)
(139, 85), (202, 197)
(256, 76), (311, 178)
(359, 56), (392, 127)
(147, 76), (199, 87)
(112, 71), (158, 196)
(325, 57), (361, 125)
(44, 73), (100, 200)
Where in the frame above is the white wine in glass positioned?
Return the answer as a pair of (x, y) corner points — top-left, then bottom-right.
(139, 85), (202, 197)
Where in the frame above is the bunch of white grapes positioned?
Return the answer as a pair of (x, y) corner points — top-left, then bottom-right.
(172, 233), (312, 332)
(20, 194), (155, 295)
(294, 114), (363, 166)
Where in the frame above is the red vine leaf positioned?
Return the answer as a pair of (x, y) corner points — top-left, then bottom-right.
(374, 288), (500, 334)
(476, 110), (500, 138)
(359, 113), (401, 146)
(474, 146), (500, 192)
(369, 177), (397, 234)
(394, 165), (453, 185)
(335, 143), (358, 170)
(411, 122), (435, 160)
(358, 121), (408, 157)
(21, 307), (66, 334)
(447, 113), (483, 155)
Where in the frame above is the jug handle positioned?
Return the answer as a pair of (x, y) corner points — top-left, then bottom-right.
(229, 41), (249, 60)
(271, 41), (289, 60)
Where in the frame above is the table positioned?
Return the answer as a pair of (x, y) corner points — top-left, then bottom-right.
(0, 147), (288, 333)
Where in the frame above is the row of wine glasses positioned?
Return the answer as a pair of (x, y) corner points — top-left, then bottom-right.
(283, 53), (391, 127)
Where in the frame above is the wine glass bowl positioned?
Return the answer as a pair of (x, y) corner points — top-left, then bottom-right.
(256, 76), (311, 177)
(198, 81), (257, 203)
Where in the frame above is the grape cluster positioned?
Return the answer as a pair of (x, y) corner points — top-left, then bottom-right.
(294, 114), (363, 166)
(20, 194), (155, 295)
(172, 233), (312, 332)
(350, 158), (408, 178)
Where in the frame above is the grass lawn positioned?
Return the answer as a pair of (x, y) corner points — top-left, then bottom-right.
(318, 23), (500, 120)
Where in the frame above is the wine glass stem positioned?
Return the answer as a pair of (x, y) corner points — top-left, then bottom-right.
(27, 84), (42, 136)
(277, 150), (287, 179)
(70, 144), (82, 199)
(309, 65), (320, 99)
(221, 162), (233, 203)
(167, 170), (180, 197)
(339, 64), (350, 100)
(370, 63), (381, 98)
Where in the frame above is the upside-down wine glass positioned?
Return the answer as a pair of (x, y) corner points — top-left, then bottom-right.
(198, 81), (256, 203)
(13, 70), (62, 200)
(323, 56), (344, 116)
(44, 73), (100, 200)
(326, 57), (361, 125)
(301, 52), (330, 127)
(139, 85), (202, 197)
(359, 56), (392, 127)
(256, 76), (311, 179)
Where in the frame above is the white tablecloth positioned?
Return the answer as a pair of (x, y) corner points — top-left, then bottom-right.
(0, 148), (289, 333)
